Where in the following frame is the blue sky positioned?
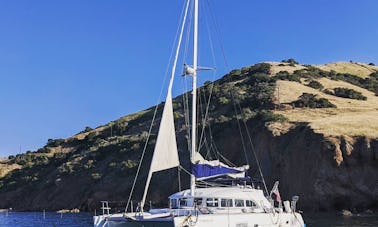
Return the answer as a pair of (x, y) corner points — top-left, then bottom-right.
(1, 0), (377, 157)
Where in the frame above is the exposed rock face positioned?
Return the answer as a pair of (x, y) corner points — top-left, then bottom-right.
(247, 122), (378, 212)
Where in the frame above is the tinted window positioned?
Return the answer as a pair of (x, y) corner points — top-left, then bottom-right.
(246, 200), (257, 207)
(206, 198), (218, 207)
(179, 198), (187, 206)
(220, 199), (233, 207)
(235, 199), (244, 207)
(170, 199), (178, 208)
(194, 198), (203, 206)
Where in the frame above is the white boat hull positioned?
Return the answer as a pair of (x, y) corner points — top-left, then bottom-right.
(94, 212), (305, 227)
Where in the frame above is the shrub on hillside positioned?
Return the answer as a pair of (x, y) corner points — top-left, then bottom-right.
(302, 66), (331, 78)
(241, 73), (276, 109)
(323, 89), (334, 95)
(91, 173), (102, 180)
(333, 87), (367, 100)
(307, 80), (324, 90)
(220, 69), (244, 83)
(82, 126), (93, 133)
(218, 97), (229, 105)
(370, 72), (378, 78)
(275, 71), (301, 82)
(292, 93), (336, 108)
(47, 138), (65, 147)
(248, 63), (271, 75)
(245, 73), (271, 85)
(256, 110), (288, 122)
(328, 72), (378, 96)
(281, 58), (299, 65)
(37, 147), (50, 153)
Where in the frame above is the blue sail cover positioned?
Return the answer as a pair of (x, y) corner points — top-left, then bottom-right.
(192, 163), (245, 179)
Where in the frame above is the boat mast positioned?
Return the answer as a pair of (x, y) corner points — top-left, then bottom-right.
(190, 0), (198, 197)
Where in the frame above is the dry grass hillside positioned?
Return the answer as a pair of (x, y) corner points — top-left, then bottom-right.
(317, 62), (378, 78)
(0, 161), (21, 178)
(268, 62), (306, 75)
(273, 62), (378, 137)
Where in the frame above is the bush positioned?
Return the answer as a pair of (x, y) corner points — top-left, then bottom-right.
(323, 89), (334, 95)
(220, 69), (244, 83)
(281, 58), (299, 65)
(53, 152), (66, 160)
(84, 126), (93, 132)
(370, 72), (378, 78)
(275, 71), (301, 82)
(91, 173), (102, 180)
(37, 147), (51, 153)
(256, 110), (287, 122)
(292, 93), (336, 108)
(303, 66), (331, 78)
(108, 162), (117, 168)
(245, 73), (272, 85)
(241, 73), (276, 110)
(218, 97), (229, 105)
(85, 132), (97, 141)
(368, 63), (375, 66)
(47, 138), (65, 147)
(307, 80), (324, 90)
(333, 87), (367, 100)
(84, 160), (95, 169)
(248, 63), (271, 75)
(58, 163), (74, 174)
(327, 72), (378, 96)
(230, 69), (242, 76)
(122, 160), (138, 169)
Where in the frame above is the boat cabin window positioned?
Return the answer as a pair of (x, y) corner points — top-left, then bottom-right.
(170, 199), (178, 209)
(235, 199), (244, 207)
(220, 199), (233, 207)
(194, 198), (203, 206)
(246, 200), (257, 207)
(179, 198), (189, 207)
(206, 198), (219, 207)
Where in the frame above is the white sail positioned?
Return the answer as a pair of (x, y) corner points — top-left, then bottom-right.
(150, 93), (179, 172)
(141, 89), (179, 209)
(140, 0), (191, 208)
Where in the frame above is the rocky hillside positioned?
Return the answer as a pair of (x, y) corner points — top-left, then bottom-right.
(0, 60), (377, 213)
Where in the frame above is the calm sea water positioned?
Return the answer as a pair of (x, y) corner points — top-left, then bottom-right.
(0, 212), (377, 227)
(0, 212), (93, 227)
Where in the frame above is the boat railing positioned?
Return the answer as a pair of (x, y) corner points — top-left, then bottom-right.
(100, 201), (111, 216)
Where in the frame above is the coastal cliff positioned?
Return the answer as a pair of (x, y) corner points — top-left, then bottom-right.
(0, 60), (377, 212)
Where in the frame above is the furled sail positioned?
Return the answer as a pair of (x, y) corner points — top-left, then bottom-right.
(192, 153), (249, 180)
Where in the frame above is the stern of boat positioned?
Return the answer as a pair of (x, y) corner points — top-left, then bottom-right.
(94, 214), (108, 227)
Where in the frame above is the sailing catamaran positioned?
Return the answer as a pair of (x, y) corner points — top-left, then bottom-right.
(94, 0), (305, 226)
